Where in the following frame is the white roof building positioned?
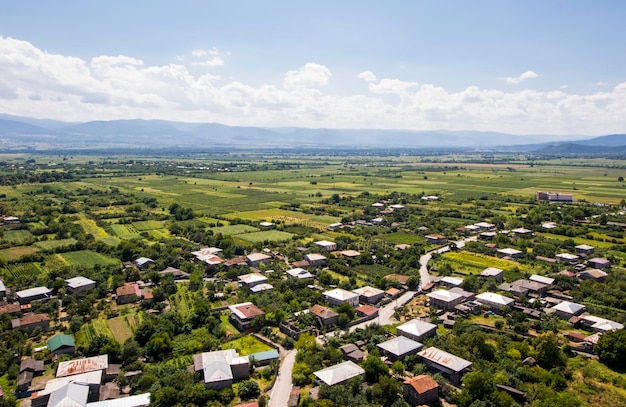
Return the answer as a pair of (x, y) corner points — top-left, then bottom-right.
(418, 347), (472, 373)
(397, 319), (437, 342)
(323, 288), (360, 307)
(474, 222), (495, 229)
(16, 286), (51, 300)
(427, 289), (463, 303)
(580, 315), (624, 332)
(551, 301), (585, 317)
(441, 276), (464, 286)
(65, 276), (96, 291)
(86, 393), (151, 407)
(314, 240), (337, 251)
(480, 267), (503, 279)
(250, 283), (274, 293)
(542, 222), (558, 229)
(377, 336), (423, 359)
(48, 382), (89, 407)
(497, 248), (523, 257)
(246, 252), (272, 265)
(475, 292), (514, 309)
(238, 272), (268, 287)
(57, 355), (108, 378)
(286, 268), (313, 279)
(529, 274), (555, 285)
(314, 361), (365, 386)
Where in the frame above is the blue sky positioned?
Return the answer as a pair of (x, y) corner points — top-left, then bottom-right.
(1, 1), (625, 136)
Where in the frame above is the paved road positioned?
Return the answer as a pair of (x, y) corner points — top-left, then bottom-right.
(349, 289), (418, 332)
(269, 348), (297, 407)
(419, 236), (477, 286)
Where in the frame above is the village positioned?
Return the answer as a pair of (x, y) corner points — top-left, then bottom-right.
(0, 158), (624, 407)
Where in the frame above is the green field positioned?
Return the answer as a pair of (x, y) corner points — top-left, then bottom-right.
(58, 250), (121, 268)
(436, 251), (534, 277)
(1, 262), (45, 285)
(76, 215), (109, 238)
(378, 231), (425, 245)
(133, 220), (165, 231)
(234, 230), (295, 243)
(222, 335), (273, 355)
(0, 245), (39, 262)
(210, 224), (260, 235)
(3, 229), (34, 244)
(34, 238), (78, 251)
(109, 223), (141, 239)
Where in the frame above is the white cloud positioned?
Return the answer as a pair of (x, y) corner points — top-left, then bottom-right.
(283, 63), (331, 90)
(369, 78), (418, 94)
(504, 70), (538, 84)
(1, 37), (626, 135)
(595, 81), (608, 86)
(357, 71), (376, 82)
(192, 57), (224, 67)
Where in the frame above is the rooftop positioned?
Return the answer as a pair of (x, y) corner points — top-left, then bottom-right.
(65, 276), (96, 289)
(352, 286), (384, 297)
(313, 361), (365, 386)
(418, 347), (472, 372)
(378, 336), (423, 356)
(16, 286), (51, 298)
(404, 374), (439, 394)
(229, 302), (265, 320)
(397, 319), (437, 337)
(57, 355), (108, 378)
(427, 289), (463, 303)
(323, 288), (359, 302)
(476, 292), (514, 306)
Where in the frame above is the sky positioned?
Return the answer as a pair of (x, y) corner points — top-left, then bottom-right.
(1, 1), (626, 136)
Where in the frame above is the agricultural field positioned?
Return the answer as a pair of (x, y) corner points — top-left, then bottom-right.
(1, 262), (45, 286)
(221, 335), (273, 356)
(132, 220), (165, 231)
(109, 223), (141, 239)
(0, 245), (39, 262)
(75, 215), (109, 238)
(34, 238), (78, 251)
(57, 250), (121, 268)
(378, 231), (425, 245)
(107, 315), (135, 343)
(2, 229), (34, 245)
(434, 251), (533, 278)
(210, 224), (260, 235)
(234, 230), (295, 243)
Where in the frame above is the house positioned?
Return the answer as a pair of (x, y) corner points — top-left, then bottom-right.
(116, 283), (141, 305)
(449, 287), (475, 301)
(30, 370), (103, 407)
(397, 319), (437, 342)
(310, 304), (339, 327)
(385, 287), (402, 299)
(575, 244), (595, 257)
(425, 234), (447, 245)
(314, 240), (337, 251)
(15, 286), (51, 304)
(403, 375), (439, 406)
(475, 222), (495, 231)
(378, 336), (423, 361)
(2, 215), (19, 224)
(56, 355), (109, 378)
(18, 358), (44, 391)
(340, 250), (361, 259)
(578, 315), (624, 333)
(0, 302), (21, 315)
(418, 347), (472, 385)
(475, 292), (514, 310)
(158, 266), (190, 280)
(355, 304), (379, 319)
(229, 302), (265, 331)
(479, 231), (497, 240)
(12, 313), (50, 333)
(479, 267), (504, 282)
(542, 222), (558, 229)
(556, 253), (580, 265)
(497, 248), (523, 259)
(499, 279), (548, 297)
(47, 333), (76, 355)
(192, 247), (224, 266)
(464, 225), (481, 234)
(339, 344), (364, 362)
(135, 257), (154, 269)
(0, 280), (5, 298)
(352, 286), (385, 304)
(427, 289), (465, 311)
(323, 288), (359, 307)
(587, 257), (611, 269)
(578, 269), (608, 282)
(286, 268), (313, 279)
(86, 392), (151, 407)
(259, 221), (275, 229)
(529, 274), (555, 286)
(512, 228), (533, 238)
(48, 382), (90, 407)
(313, 361), (365, 386)
(245, 252), (272, 267)
(193, 349), (249, 390)
(440, 276), (464, 287)
(422, 195), (439, 201)
(238, 272), (268, 288)
(550, 301), (585, 319)
(250, 283), (274, 293)
(248, 349), (280, 367)
(65, 276), (97, 294)
(304, 253), (327, 267)
(395, 244), (410, 251)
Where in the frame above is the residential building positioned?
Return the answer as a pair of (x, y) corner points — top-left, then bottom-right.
(578, 315), (624, 333)
(497, 248), (523, 259)
(587, 257), (611, 269)
(30, 370), (102, 407)
(425, 234), (447, 245)
(228, 302), (265, 331)
(440, 276), (463, 287)
(397, 319), (437, 342)
(237, 272), (268, 288)
(310, 304), (339, 328)
(536, 191), (573, 202)
(339, 344), (364, 363)
(352, 286), (385, 304)
(340, 250), (361, 259)
(15, 286), (51, 304)
(323, 288), (359, 307)
(56, 355), (109, 378)
(0, 280), (5, 298)
(158, 266), (190, 280)
(115, 283), (141, 305)
(551, 301), (585, 319)
(193, 349), (249, 389)
(304, 253), (327, 267)
(86, 393), (151, 407)
(403, 375), (439, 406)
(479, 267), (504, 282)
(245, 252), (271, 267)
(418, 347), (472, 385)
(427, 289), (464, 311)
(250, 283), (274, 293)
(135, 257), (154, 269)
(47, 333), (76, 355)
(12, 313), (50, 333)
(313, 361), (365, 386)
(378, 336), (423, 361)
(286, 268), (313, 279)
(475, 222), (495, 231)
(65, 276), (97, 294)
(512, 227), (533, 238)
(248, 349), (279, 367)
(577, 269), (608, 282)
(556, 253), (580, 265)
(314, 240), (337, 251)
(575, 244), (595, 257)
(355, 304), (379, 319)
(529, 274), (555, 286)
(475, 292), (514, 310)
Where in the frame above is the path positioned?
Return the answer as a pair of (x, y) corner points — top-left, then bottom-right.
(268, 348), (297, 407)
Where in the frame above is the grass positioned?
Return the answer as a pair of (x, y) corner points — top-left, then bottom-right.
(109, 223), (140, 239)
(210, 224), (260, 235)
(378, 231), (425, 245)
(76, 215), (109, 238)
(108, 315), (134, 343)
(0, 245), (39, 262)
(436, 251), (535, 276)
(3, 229), (34, 244)
(222, 335), (273, 355)
(568, 356), (626, 406)
(234, 230), (295, 243)
(133, 220), (165, 231)
(220, 314), (240, 335)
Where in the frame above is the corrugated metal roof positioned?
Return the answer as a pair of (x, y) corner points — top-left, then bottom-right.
(418, 347), (472, 372)
(86, 393), (151, 407)
(57, 355), (108, 378)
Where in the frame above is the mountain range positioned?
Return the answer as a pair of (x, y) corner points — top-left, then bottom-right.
(0, 114), (625, 153)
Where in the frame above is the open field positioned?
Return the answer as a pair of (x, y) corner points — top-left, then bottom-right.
(3, 229), (34, 244)
(76, 215), (109, 238)
(0, 245), (39, 262)
(210, 224), (260, 235)
(34, 238), (78, 251)
(436, 251), (534, 277)
(234, 230), (295, 243)
(58, 250), (121, 268)
(133, 220), (165, 231)
(222, 335), (273, 355)
(108, 315), (134, 343)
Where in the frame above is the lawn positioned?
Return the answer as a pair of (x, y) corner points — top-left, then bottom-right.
(222, 335), (273, 356)
(58, 250), (121, 268)
(108, 315), (134, 343)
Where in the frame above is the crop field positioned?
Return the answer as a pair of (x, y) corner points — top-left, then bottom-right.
(234, 230), (295, 243)
(108, 315), (134, 343)
(3, 229), (34, 244)
(34, 238), (78, 251)
(436, 251), (534, 277)
(169, 284), (195, 319)
(1, 262), (45, 285)
(133, 220), (165, 231)
(109, 223), (141, 239)
(220, 314), (240, 335)
(378, 232), (425, 245)
(222, 335), (273, 355)
(224, 208), (341, 230)
(539, 233), (616, 249)
(97, 236), (120, 246)
(210, 224), (260, 235)
(58, 250), (121, 268)
(75, 215), (109, 238)
(0, 246), (39, 262)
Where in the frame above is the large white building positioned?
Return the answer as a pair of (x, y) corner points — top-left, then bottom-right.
(323, 288), (360, 307)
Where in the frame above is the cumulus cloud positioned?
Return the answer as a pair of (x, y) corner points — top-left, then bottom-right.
(504, 70), (538, 84)
(357, 71), (376, 82)
(1, 36), (626, 135)
(283, 63), (331, 90)
(369, 78), (418, 94)
(595, 81), (608, 86)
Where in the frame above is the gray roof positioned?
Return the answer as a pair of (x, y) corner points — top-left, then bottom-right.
(194, 349), (249, 385)
(418, 347), (472, 372)
(378, 336), (423, 357)
(65, 276), (96, 289)
(47, 382), (90, 407)
(427, 289), (463, 303)
(314, 361), (365, 386)
(397, 319), (437, 338)
(551, 301), (585, 314)
(16, 286), (51, 298)
(86, 393), (151, 407)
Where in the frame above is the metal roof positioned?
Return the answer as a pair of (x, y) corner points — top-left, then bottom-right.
(86, 393), (151, 407)
(313, 361), (365, 386)
(418, 347), (472, 372)
(16, 286), (51, 298)
(57, 355), (108, 378)
(378, 336), (423, 356)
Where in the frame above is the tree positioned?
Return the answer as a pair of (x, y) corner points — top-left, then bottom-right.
(618, 176), (624, 182)
(457, 371), (496, 407)
(535, 332), (565, 369)
(362, 353), (388, 382)
(237, 379), (260, 400)
(595, 329), (626, 368)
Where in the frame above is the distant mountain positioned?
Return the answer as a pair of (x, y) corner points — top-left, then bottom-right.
(0, 114), (619, 152)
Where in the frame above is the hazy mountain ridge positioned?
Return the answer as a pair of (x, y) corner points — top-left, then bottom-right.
(0, 115), (624, 152)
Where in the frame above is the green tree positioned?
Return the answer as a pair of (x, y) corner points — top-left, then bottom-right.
(595, 329), (626, 368)
(237, 379), (260, 400)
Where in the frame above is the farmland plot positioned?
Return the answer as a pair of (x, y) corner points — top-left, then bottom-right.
(34, 238), (78, 251)
(58, 250), (121, 268)
(3, 229), (34, 245)
(0, 246), (39, 262)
